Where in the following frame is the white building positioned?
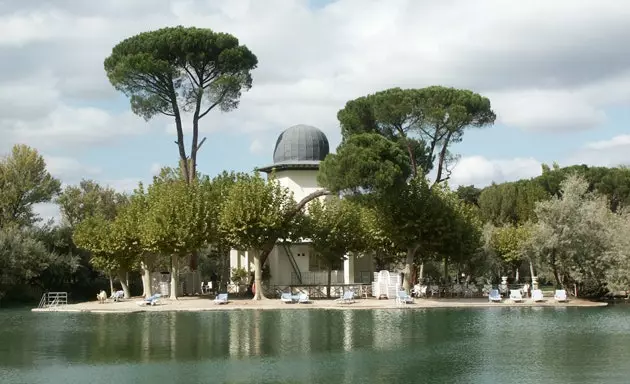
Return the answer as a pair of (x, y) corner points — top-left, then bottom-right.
(229, 124), (374, 292)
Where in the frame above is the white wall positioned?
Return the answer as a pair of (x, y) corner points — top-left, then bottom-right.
(274, 169), (320, 203)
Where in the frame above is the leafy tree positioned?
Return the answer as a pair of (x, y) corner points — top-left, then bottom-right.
(528, 174), (615, 294)
(318, 133), (411, 194)
(456, 185), (481, 206)
(0, 226), (56, 302)
(73, 215), (136, 298)
(57, 180), (127, 227)
(104, 26), (258, 183)
(219, 173), (296, 300)
(337, 86), (496, 183)
(489, 223), (533, 282)
(305, 197), (367, 297)
(0, 144), (61, 227)
(140, 177), (213, 299)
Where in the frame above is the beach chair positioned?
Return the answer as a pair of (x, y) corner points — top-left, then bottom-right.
(214, 293), (228, 304)
(111, 290), (124, 302)
(336, 291), (355, 304)
(488, 289), (502, 303)
(396, 290), (414, 305)
(531, 289), (544, 302)
(136, 293), (161, 306)
(297, 293), (310, 304)
(510, 289), (523, 302)
(280, 292), (294, 303)
(554, 289), (568, 302)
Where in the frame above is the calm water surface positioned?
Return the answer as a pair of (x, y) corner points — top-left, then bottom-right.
(1, 305), (630, 383)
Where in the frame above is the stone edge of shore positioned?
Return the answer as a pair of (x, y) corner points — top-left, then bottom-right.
(31, 299), (608, 313)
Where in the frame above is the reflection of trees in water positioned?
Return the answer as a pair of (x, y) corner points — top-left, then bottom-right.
(4, 307), (630, 383)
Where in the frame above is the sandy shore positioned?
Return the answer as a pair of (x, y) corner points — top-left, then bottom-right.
(32, 295), (607, 313)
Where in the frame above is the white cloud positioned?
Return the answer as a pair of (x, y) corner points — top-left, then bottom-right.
(43, 155), (101, 181)
(150, 163), (162, 176)
(33, 202), (61, 225)
(566, 134), (630, 168)
(449, 156), (543, 187)
(3, 0), (630, 191)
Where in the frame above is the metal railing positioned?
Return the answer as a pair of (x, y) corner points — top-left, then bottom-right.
(37, 292), (68, 309)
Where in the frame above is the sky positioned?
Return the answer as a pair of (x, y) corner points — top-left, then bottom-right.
(2, 0), (630, 222)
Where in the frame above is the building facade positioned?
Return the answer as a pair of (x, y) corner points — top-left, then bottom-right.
(229, 124), (374, 290)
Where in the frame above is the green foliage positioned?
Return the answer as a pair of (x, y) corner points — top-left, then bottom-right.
(337, 86), (496, 181)
(219, 173), (296, 251)
(0, 226), (57, 300)
(104, 26), (258, 120)
(306, 197), (366, 266)
(231, 267), (248, 285)
(0, 144), (61, 227)
(456, 185), (481, 206)
(478, 180), (549, 225)
(140, 178), (212, 257)
(489, 223), (532, 263)
(318, 133), (411, 194)
(528, 175), (616, 292)
(57, 180), (128, 227)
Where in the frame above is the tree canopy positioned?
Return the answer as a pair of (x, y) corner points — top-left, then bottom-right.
(104, 26), (258, 183)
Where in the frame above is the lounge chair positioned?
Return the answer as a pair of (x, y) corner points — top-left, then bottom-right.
(280, 292), (294, 303)
(214, 293), (228, 304)
(396, 290), (414, 305)
(111, 290), (124, 302)
(297, 293), (310, 304)
(554, 289), (568, 302)
(336, 291), (355, 304)
(488, 289), (502, 303)
(136, 293), (161, 306)
(510, 289), (523, 302)
(531, 289), (544, 302)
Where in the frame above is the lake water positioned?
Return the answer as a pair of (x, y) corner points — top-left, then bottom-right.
(1, 306), (630, 383)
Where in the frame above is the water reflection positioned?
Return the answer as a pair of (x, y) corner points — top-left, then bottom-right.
(2, 307), (630, 383)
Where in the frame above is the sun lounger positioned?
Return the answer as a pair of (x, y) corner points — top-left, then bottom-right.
(510, 289), (523, 302)
(531, 289), (544, 302)
(214, 293), (228, 304)
(336, 291), (355, 304)
(396, 290), (414, 305)
(111, 290), (124, 302)
(280, 293), (294, 303)
(488, 289), (502, 302)
(554, 289), (568, 302)
(136, 293), (161, 306)
(297, 293), (310, 304)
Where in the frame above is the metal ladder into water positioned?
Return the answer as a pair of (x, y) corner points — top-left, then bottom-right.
(37, 292), (68, 310)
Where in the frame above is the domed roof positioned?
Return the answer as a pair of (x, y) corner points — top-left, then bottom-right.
(272, 124), (329, 164)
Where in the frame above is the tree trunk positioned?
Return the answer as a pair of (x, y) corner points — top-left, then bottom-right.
(327, 267), (332, 298)
(515, 268), (520, 283)
(403, 246), (418, 292)
(253, 250), (267, 300)
(117, 271), (131, 299)
(221, 250), (230, 293)
(529, 260), (535, 282)
(443, 257), (449, 283)
(434, 131), (454, 186)
(140, 257), (152, 298)
(109, 273), (115, 297)
(170, 254), (180, 300)
(418, 262), (425, 282)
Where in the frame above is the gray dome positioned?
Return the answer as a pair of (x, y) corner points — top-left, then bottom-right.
(272, 124), (329, 164)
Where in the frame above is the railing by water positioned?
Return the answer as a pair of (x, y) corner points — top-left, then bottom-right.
(37, 292), (68, 309)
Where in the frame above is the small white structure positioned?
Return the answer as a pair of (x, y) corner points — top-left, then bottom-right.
(372, 270), (401, 299)
(228, 124), (375, 290)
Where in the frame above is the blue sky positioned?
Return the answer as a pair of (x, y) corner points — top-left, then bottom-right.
(1, 0), (630, 219)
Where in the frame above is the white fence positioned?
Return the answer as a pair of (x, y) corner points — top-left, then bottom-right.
(292, 271), (344, 285)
